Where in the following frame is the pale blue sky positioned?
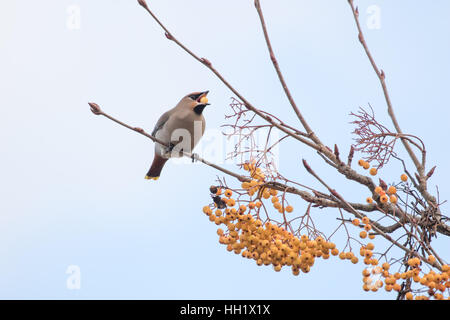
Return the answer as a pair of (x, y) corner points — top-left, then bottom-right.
(0, 0), (449, 299)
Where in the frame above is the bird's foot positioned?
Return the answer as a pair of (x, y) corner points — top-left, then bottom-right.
(191, 153), (200, 163)
(168, 142), (176, 152)
(161, 143), (176, 158)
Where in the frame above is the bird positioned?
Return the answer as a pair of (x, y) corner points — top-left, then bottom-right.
(145, 91), (210, 180)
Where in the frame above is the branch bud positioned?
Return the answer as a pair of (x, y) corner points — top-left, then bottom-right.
(426, 166), (436, 179)
(302, 159), (313, 174)
(201, 58), (212, 66)
(270, 53), (277, 64)
(379, 178), (387, 191)
(334, 144), (341, 161)
(347, 145), (355, 166)
(137, 0), (148, 10)
(165, 32), (173, 40)
(88, 102), (102, 115)
(358, 32), (364, 43)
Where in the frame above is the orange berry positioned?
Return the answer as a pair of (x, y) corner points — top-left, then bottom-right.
(364, 224), (372, 231)
(374, 186), (383, 194)
(362, 216), (370, 224)
(200, 96), (208, 104)
(248, 202), (256, 209)
(362, 162), (370, 169)
(352, 219), (360, 226)
(387, 186), (397, 195)
(360, 231), (367, 239)
(389, 195), (398, 204)
(401, 174), (408, 182)
(368, 234), (375, 239)
(326, 242), (336, 250)
(366, 197), (374, 204)
(380, 195), (388, 203)
(271, 196), (279, 203)
(224, 189), (233, 198)
(427, 255), (436, 264)
(406, 292), (413, 300)
(363, 276), (372, 284)
(255, 201), (262, 208)
(369, 168), (378, 176)
(375, 280), (383, 288)
(331, 248), (339, 256)
(203, 206), (212, 215)
(241, 181), (250, 189)
(366, 243), (375, 250)
(285, 205), (293, 213)
(358, 159), (365, 166)
(227, 198), (235, 207)
(273, 202), (282, 210)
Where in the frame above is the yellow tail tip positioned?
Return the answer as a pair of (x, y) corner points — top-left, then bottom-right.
(145, 175), (159, 180)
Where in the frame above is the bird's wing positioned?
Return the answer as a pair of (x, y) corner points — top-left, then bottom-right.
(151, 110), (171, 137)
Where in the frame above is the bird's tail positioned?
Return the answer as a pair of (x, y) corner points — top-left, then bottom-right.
(145, 154), (168, 180)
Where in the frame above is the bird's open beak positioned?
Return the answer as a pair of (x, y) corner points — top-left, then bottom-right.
(197, 91), (210, 105)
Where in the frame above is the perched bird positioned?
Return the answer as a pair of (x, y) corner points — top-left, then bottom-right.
(145, 91), (210, 180)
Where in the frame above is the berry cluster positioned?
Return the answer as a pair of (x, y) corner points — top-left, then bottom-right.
(203, 187), (342, 276)
(201, 160), (448, 299)
(360, 256), (450, 300)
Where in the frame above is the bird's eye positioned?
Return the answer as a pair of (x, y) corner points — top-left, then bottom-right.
(189, 93), (202, 101)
